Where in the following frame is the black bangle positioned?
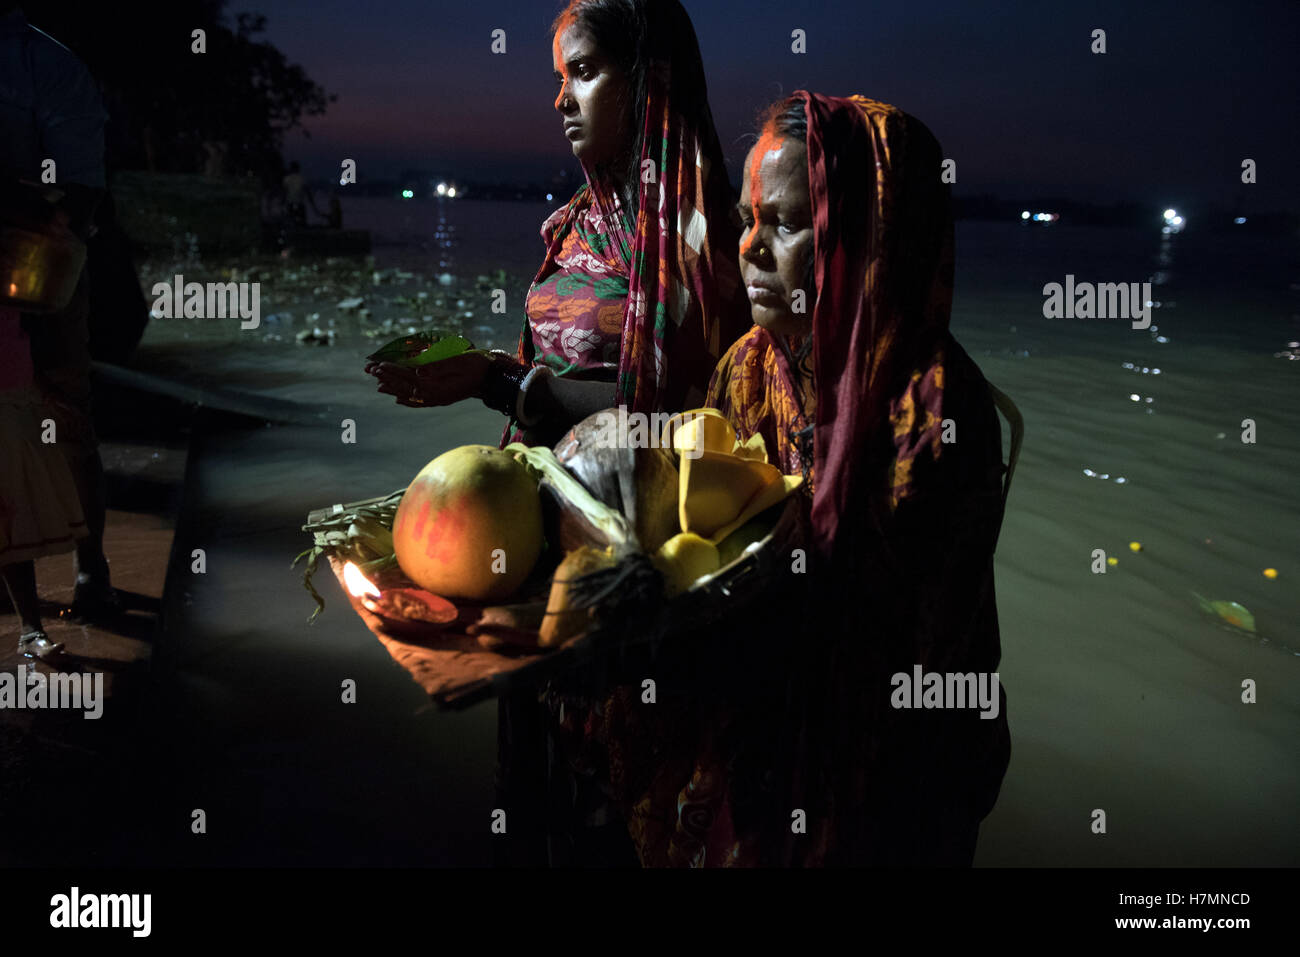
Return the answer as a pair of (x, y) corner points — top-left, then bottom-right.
(481, 358), (529, 417)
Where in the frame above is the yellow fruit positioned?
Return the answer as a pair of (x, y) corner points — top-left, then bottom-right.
(392, 445), (542, 601)
(538, 545), (617, 648)
(654, 532), (720, 596)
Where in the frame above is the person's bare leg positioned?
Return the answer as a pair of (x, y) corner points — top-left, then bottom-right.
(70, 446), (111, 585)
(4, 560), (66, 658)
(1, 560), (42, 634)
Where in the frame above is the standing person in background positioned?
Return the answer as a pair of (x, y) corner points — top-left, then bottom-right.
(282, 160), (312, 226)
(325, 189), (342, 229)
(0, 1), (120, 621)
(0, 305), (88, 660)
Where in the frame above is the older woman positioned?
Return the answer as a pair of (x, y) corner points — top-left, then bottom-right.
(546, 93), (1016, 866)
(368, 0), (748, 448)
(713, 92), (1014, 864)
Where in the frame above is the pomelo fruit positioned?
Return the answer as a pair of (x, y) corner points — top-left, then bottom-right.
(392, 445), (543, 601)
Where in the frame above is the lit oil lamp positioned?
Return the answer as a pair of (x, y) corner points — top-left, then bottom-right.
(343, 560), (381, 601)
(342, 561), (457, 626)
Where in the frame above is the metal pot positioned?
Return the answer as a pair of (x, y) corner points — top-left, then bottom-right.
(0, 223), (87, 314)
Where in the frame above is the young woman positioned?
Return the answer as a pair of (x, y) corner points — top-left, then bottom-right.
(367, 0), (749, 447)
(366, 0), (748, 866)
(546, 93), (1016, 866)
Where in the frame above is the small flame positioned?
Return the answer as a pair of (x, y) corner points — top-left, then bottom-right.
(343, 561), (381, 598)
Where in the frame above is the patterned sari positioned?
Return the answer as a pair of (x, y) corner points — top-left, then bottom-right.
(493, 0), (750, 866)
(510, 0), (749, 418)
(541, 94), (1012, 867)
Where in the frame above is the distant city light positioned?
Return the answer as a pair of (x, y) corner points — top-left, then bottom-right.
(1234, 216), (1247, 225)
(1163, 208), (1177, 220)
(401, 189), (414, 199)
(447, 187), (457, 198)
(436, 182), (447, 196)
(547, 193), (554, 202)
(1171, 215), (1183, 226)
(1021, 210), (1030, 220)
(1030, 212), (1058, 223)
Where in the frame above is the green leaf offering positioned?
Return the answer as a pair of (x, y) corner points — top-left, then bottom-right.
(405, 334), (482, 367)
(367, 333), (482, 367)
(367, 331), (435, 363)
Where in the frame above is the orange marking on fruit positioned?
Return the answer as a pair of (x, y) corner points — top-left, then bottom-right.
(422, 497), (469, 566)
(410, 500), (429, 543)
(391, 446), (543, 601)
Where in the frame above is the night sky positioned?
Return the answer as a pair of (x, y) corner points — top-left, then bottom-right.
(253, 0), (1299, 211)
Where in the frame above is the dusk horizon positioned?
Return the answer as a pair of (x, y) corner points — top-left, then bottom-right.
(247, 0), (1299, 212)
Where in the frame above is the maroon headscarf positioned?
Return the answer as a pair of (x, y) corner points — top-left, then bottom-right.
(800, 93), (956, 569)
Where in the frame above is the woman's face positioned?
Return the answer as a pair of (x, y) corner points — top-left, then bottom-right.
(552, 22), (632, 171)
(737, 130), (814, 336)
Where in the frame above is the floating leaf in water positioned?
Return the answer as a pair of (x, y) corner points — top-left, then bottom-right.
(1192, 592), (1257, 633)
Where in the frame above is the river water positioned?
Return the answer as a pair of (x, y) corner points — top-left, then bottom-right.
(133, 197), (1299, 866)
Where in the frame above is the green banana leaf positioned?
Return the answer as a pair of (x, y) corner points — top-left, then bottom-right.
(366, 332), (482, 367)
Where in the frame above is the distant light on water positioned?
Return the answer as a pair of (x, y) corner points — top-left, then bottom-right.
(1021, 210), (1030, 220)
(401, 189), (414, 199)
(1234, 216), (1247, 225)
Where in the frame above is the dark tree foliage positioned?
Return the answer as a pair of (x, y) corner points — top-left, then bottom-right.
(25, 1), (334, 187)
